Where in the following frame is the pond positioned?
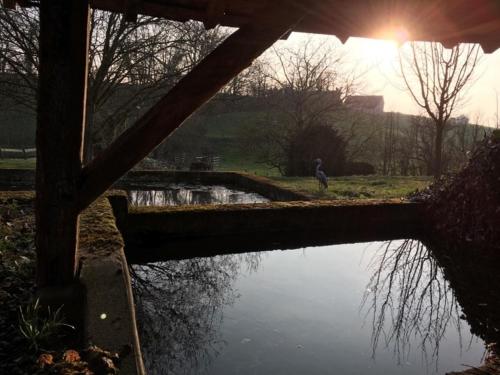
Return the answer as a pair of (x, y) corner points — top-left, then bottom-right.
(128, 184), (269, 206)
(131, 240), (485, 375)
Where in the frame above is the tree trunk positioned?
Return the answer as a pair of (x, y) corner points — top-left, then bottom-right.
(36, 0), (90, 287)
(434, 123), (444, 178)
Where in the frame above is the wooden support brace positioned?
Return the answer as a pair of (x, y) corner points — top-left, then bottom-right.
(280, 30), (293, 40)
(78, 0), (313, 211)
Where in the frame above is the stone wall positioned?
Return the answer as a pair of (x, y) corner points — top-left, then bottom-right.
(116, 170), (309, 201)
(0, 169), (309, 201)
(78, 196), (145, 375)
(0, 168), (35, 189)
(122, 199), (424, 263)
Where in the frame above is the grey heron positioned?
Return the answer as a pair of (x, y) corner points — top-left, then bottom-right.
(314, 158), (328, 190)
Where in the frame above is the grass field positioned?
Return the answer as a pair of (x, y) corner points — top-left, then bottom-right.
(0, 158), (431, 200)
(218, 158), (281, 177)
(0, 158), (35, 169)
(269, 175), (432, 200)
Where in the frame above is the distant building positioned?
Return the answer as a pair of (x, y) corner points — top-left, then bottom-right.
(345, 95), (384, 114)
(451, 115), (469, 126)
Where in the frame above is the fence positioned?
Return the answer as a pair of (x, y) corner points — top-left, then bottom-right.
(0, 147), (36, 159)
(169, 154), (221, 170)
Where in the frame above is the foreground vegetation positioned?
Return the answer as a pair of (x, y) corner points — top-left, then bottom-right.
(0, 194), (123, 374)
(0, 194), (38, 374)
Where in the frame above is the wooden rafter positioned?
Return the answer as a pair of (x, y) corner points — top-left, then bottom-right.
(78, 0), (313, 211)
(3, 0), (18, 9)
(89, 0), (500, 53)
(124, 0), (141, 23)
(204, 0), (225, 29)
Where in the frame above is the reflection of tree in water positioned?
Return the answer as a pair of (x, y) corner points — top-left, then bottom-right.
(128, 187), (268, 206)
(363, 239), (469, 368)
(131, 253), (261, 374)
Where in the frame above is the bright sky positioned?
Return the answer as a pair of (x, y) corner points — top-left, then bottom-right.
(285, 33), (500, 127)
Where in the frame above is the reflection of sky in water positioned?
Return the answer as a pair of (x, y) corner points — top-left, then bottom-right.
(128, 185), (269, 206)
(132, 241), (485, 375)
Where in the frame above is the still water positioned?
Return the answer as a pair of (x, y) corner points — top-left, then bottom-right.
(132, 240), (485, 375)
(128, 185), (269, 206)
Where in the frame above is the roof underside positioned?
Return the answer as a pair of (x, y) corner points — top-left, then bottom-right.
(88, 0), (500, 53)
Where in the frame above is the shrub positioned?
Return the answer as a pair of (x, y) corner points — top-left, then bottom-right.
(343, 161), (376, 176)
(285, 124), (347, 177)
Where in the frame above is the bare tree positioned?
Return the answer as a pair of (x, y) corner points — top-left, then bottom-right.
(398, 42), (481, 178)
(242, 37), (359, 175)
(0, 7), (226, 161)
(220, 60), (269, 97)
(0, 7), (39, 111)
(131, 253), (261, 374)
(84, 15), (226, 160)
(363, 240), (465, 368)
(265, 37), (357, 130)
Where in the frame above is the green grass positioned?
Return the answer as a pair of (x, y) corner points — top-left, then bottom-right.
(218, 158), (281, 177)
(0, 157), (430, 200)
(0, 158), (35, 169)
(268, 175), (432, 200)
(216, 159), (431, 199)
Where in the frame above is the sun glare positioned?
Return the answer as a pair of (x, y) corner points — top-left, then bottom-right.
(348, 38), (400, 74)
(393, 27), (410, 45)
(374, 25), (411, 46)
(351, 26), (410, 73)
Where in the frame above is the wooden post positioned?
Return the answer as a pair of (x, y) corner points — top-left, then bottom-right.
(36, 0), (90, 287)
(78, 1), (311, 210)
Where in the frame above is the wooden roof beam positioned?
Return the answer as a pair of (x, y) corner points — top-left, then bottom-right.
(78, 0), (312, 211)
(124, 0), (141, 23)
(2, 0), (31, 8)
(91, 0), (247, 25)
(2, 0), (19, 9)
(203, 0), (225, 29)
(88, 0), (500, 53)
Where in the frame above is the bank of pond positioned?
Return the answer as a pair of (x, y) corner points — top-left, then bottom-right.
(125, 185), (498, 375)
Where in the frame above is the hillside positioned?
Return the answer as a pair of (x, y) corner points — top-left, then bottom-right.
(0, 91), (491, 176)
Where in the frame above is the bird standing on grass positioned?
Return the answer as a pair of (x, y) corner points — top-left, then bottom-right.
(314, 158), (328, 190)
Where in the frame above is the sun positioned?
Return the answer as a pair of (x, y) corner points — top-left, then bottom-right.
(365, 39), (399, 68)
(347, 37), (400, 74)
(348, 26), (410, 73)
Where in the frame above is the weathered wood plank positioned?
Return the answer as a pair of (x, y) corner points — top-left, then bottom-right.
(78, 0), (311, 211)
(36, 0), (90, 287)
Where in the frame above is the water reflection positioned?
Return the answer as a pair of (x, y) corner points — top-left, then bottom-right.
(131, 254), (262, 374)
(128, 185), (269, 206)
(363, 240), (468, 368)
(132, 241), (486, 374)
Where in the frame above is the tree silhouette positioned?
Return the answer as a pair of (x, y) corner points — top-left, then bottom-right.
(398, 42), (481, 178)
(363, 239), (466, 368)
